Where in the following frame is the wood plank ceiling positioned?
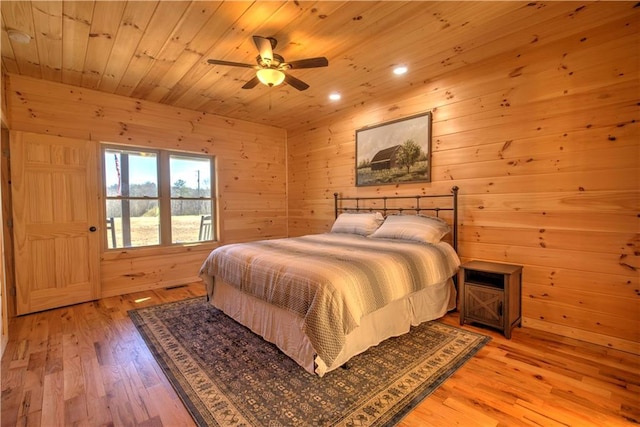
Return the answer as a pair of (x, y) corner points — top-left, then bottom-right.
(0, 1), (612, 130)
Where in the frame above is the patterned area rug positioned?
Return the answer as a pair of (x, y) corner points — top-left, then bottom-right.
(129, 297), (490, 427)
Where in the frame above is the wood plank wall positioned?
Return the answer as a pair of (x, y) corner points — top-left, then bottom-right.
(5, 74), (287, 299)
(0, 75), (10, 353)
(1, 73), (7, 124)
(0, 126), (7, 355)
(287, 8), (639, 354)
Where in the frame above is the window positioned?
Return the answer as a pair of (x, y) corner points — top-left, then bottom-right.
(103, 145), (215, 249)
(169, 154), (214, 244)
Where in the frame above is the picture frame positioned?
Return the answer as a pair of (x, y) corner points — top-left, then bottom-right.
(355, 111), (432, 187)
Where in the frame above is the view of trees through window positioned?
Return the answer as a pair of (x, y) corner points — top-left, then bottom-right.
(104, 147), (215, 248)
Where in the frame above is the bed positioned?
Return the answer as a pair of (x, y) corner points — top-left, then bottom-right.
(198, 187), (460, 376)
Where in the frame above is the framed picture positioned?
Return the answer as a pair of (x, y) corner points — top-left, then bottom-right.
(355, 111), (432, 186)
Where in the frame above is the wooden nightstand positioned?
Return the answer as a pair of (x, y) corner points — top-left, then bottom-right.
(458, 260), (523, 339)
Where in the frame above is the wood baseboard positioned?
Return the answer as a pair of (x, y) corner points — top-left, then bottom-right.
(523, 317), (639, 355)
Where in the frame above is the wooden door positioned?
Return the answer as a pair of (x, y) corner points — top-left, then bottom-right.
(11, 132), (100, 315)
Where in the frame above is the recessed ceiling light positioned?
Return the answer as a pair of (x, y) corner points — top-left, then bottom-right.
(7, 29), (31, 44)
(393, 65), (408, 75)
(329, 92), (341, 101)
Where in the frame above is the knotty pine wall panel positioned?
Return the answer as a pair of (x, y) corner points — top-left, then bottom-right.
(287, 11), (639, 352)
(6, 74), (287, 298)
(0, 72), (6, 124)
(101, 249), (208, 298)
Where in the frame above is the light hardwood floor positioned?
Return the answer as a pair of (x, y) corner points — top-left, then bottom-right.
(1, 283), (638, 426)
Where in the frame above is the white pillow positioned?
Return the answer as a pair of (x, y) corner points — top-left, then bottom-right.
(330, 212), (384, 236)
(369, 214), (451, 244)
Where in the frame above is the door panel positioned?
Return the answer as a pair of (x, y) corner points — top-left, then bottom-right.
(11, 132), (100, 315)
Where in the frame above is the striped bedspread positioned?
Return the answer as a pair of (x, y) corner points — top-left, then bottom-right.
(199, 233), (460, 367)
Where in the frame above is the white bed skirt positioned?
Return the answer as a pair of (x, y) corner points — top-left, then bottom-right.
(203, 276), (457, 376)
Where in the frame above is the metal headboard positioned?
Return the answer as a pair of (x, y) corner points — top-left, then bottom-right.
(333, 186), (459, 252)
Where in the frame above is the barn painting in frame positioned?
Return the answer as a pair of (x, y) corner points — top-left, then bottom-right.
(355, 111), (432, 186)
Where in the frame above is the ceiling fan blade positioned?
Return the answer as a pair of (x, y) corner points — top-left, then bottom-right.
(242, 76), (260, 89)
(207, 59), (256, 68)
(286, 57), (329, 69)
(253, 35), (274, 63)
(284, 73), (309, 91)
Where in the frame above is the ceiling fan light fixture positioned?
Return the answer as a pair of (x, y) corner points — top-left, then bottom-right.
(256, 68), (285, 87)
(207, 36), (326, 91)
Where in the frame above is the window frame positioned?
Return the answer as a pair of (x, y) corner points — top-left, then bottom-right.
(101, 143), (217, 250)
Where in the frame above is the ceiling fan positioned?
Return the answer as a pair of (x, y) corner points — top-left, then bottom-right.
(207, 35), (328, 91)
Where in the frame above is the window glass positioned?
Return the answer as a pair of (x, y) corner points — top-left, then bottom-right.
(105, 200), (160, 248)
(104, 150), (158, 197)
(170, 155), (214, 243)
(170, 156), (211, 198)
(171, 201), (212, 243)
